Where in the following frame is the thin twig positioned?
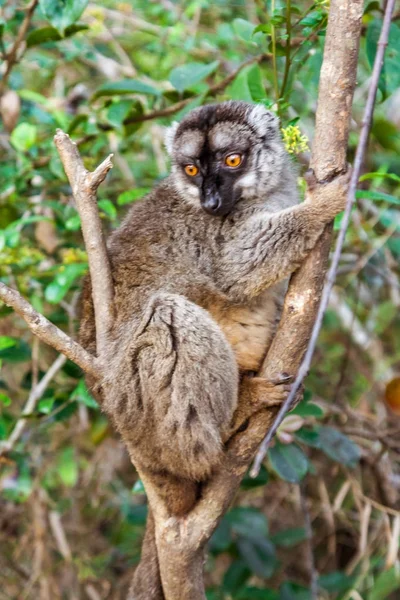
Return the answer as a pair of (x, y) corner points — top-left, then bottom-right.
(0, 0), (39, 95)
(280, 0), (292, 98)
(0, 353), (67, 456)
(250, 0), (395, 476)
(0, 282), (99, 378)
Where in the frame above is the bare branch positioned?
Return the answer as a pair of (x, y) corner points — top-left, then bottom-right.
(0, 0), (39, 95)
(54, 130), (114, 355)
(251, 0), (396, 476)
(0, 282), (100, 378)
(0, 353), (67, 456)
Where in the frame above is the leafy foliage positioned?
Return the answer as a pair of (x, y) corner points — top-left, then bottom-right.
(0, 0), (400, 598)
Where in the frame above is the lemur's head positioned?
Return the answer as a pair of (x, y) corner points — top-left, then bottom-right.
(165, 101), (288, 216)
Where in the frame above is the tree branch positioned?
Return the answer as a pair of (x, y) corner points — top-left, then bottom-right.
(251, 0), (395, 476)
(0, 0), (39, 95)
(0, 282), (100, 378)
(54, 130), (114, 356)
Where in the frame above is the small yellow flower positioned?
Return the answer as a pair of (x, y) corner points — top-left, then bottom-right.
(61, 248), (88, 265)
(281, 125), (309, 155)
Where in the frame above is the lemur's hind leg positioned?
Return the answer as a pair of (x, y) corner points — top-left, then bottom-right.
(106, 292), (239, 482)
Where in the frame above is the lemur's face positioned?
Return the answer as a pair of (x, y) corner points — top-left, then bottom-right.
(166, 101), (286, 216)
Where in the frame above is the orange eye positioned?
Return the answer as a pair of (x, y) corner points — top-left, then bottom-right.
(184, 164), (199, 177)
(225, 153), (242, 168)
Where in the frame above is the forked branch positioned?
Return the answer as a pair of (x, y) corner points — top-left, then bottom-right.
(54, 130), (115, 356)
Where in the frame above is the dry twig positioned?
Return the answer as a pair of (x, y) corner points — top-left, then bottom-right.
(0, 0), (39, 95)
(0, 353), (67, 456)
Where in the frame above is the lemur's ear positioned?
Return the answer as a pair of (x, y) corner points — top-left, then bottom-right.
(247, 104), (280, 139)
(164, 122), (179, 156)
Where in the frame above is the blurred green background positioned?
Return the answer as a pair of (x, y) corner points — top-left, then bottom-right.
(1, 1), (400, 598)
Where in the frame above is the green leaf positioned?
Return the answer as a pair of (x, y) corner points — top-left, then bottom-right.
(210, 518), (232, 553)
(318, 426), (361, 467)
(72, 379), (98, 409)
(318, 571), (356, 593)
(106, 100), (133, 128)
(0, 339), (31, 363)
(253, 23), (271, 35)
(226, 506), (268, 539)
(279, 582), (311, 600)
(26, 23), (88, 46)
(117, 188), (150, 206)
(10, 123), (37, 152)
(26, 26), (62, 46)
(271, 527), (307, 548)
(237, 537), (277, 579)
(0, 392), (11, 406)
(233, 18), (258, 43)
(368, 567), (400, 600)
(57, 447), (78, 487)
(37, 397), (55, 414)
(247, 63), (266, 101)
(125, 504), (148, 525)
(355, 189), (400, 206)
(269, 442), (309, 483)
(223, 559), (251, 593)
(0, 336), (17, 351)
(359, 171), (400, 184)
(93, 79), (160, 99)
(299, 11), (325, 28)
(366, 20), (400, 97)
(45, 263), (87, 303)
(169, 61), (219, 93)
(291, 401), (324, 418)
(294, 427), (321, 448)
(39, 0), (89, 34)
(65, 214), (81, 231)
(228, 68), (253, 102)
(98, 199), (117, 220)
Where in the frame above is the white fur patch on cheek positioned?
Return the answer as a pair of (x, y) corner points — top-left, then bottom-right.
(237, 172), (258, 198)
(238, 172), (257, 189)
(173, 177), (200, 207)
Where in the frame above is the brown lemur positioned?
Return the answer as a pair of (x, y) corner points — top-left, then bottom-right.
(79, 101), (348, 598)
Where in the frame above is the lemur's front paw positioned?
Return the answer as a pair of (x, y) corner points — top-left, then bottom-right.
(305, 165), (352, 217)
(241, 374), (303, 410)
